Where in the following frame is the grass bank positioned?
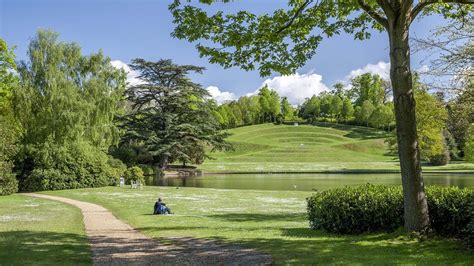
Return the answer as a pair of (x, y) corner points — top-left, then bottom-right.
(44, 186), (473, 264)
(0, 194), (91, 264)
(201, 123), (474, 173)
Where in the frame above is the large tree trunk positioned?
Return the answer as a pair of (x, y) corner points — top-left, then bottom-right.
(388, 15), (430, 232)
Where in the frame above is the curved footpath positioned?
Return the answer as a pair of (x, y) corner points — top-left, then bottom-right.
(25, 193), (271, 266)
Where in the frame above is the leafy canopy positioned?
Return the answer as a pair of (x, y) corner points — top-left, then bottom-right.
(121, 59), (230, 167)
(15, 30), (126, 148)
(171, 0), (472, 76)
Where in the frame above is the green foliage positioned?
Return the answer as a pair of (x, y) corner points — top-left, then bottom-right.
(171, 1), (470, 77)
(257, 85), (281, 122)
(425, 186), (473, 238)
(124, 166), (145, 185)
(10, 30), (126, 192)
(447, 81), (474, 157)
(464, 202), (474, 248)
(107, 157), (127, 185)
(341, 98), (354, 122)
(15, 30), (126, 148)
(307, 184), (474, 243)
(281, 97), (296, 120)
(307, 184), (403, 234)
(16, 142), (113, 192)
(0, 38), (17, 113)
(355, 100), (375, 127)
(428, 148), (450, 166)
(465, 124), (474, 163)
(121, 59), (230, 169)
(415, 86), (448, 161)
(0, 39), (19, 196)
(0, 161), (18, 196)
(351, 73), (385, 107)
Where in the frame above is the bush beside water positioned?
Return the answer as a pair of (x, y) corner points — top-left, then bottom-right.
(307, 184), (473, 247)
(124, 166), (145, 185)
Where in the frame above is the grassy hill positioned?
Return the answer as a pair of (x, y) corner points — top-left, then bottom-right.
(201, 123), (474, 173)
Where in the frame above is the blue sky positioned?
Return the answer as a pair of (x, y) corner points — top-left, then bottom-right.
(1, 0), (447, 104)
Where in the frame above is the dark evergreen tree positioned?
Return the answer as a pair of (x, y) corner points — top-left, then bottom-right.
(121, 59), (230, 169)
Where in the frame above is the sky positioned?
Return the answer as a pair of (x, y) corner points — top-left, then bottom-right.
(1, 0), (448, 104)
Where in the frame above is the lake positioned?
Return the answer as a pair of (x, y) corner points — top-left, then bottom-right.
(146, 172), (474, 191)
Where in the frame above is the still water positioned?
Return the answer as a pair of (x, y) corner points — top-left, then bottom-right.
(146, 172), (474, 191)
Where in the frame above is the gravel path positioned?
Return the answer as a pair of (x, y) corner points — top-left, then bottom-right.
(25, 193), (272, 266)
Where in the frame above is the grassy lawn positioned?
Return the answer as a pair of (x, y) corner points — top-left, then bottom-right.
(201, 123), (474, 173)
(0, 194), (91, 265)
(44, 186), (473, 265)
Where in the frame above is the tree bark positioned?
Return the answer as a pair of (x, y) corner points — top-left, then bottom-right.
(387, 15), (430, 232)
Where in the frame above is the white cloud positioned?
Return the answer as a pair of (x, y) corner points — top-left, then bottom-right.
(416, 64), (430, 74)
(110, 60), (142, 86)
(206, 86), (236, 104)
(346, 61), (391, 81)
(253, 72), (329, 105)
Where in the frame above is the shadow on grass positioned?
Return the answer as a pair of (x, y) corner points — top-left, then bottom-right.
(313, 122), (391, 140)
(0, 231), (91, 264)
(208, 213), (305, 222)
(213, 230), (471, 264)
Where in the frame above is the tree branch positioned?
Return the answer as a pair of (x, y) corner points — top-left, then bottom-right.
(275, 0), (314, 35)
(357, 0), (388, 29)
(410, 0), (474, 25)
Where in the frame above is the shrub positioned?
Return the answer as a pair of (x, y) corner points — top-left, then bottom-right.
(107, 157), (127, 185)
(307, 184), (403, 234)
(428, 149), (450, 166)
(463, 202), (474, 248)
(124, 166), (145, 185)
(307, 184), (473, 241)
(16, 141), (112, 191)
(425, 186), (473, 237)
(0, 162), (18, 195)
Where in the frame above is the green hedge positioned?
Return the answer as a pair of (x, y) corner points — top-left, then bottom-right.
(307, 184), (403, 234)
(16, 142), (114, 191)
(426, 186), (473, 237)
(307, 184), (473, 246)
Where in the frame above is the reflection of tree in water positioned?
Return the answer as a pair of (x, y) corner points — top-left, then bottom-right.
(424, 173), (473, 188)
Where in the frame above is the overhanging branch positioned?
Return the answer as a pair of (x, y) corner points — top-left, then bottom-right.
(275, 0), (314, 35)
(410, 0), (474, 25)
(357, 0), (388, 29)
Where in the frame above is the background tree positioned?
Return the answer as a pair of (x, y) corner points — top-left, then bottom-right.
(341, 98), (354, 122)
(170, 0), (473, 232)
(13, 30), (126, 191)
(121, 59), (230, 169)
(415, 87), (449, 163)
(300, 95), (321, 122)
(355, 100), (375, 128)
(15, 30), (125, 148)
(413, 14), (473, 92)
(465, 124), (474, 163)
(370, 104), (394, 130)
(281, 97), (296, 120)
(351, 73), (385, 107)
(0, 39), (19, 195)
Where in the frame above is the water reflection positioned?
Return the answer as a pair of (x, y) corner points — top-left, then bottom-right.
(146, 173), (474, 191)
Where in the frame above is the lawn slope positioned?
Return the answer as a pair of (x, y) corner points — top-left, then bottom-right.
(201, 123), (474, 173)
(202, 123), (396, 172)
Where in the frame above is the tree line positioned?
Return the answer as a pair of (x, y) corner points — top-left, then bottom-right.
(211, 71), (474, 167)
(0, 30), (229, 195)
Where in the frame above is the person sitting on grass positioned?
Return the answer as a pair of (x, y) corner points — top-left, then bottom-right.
(153, 197), (172, 215)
